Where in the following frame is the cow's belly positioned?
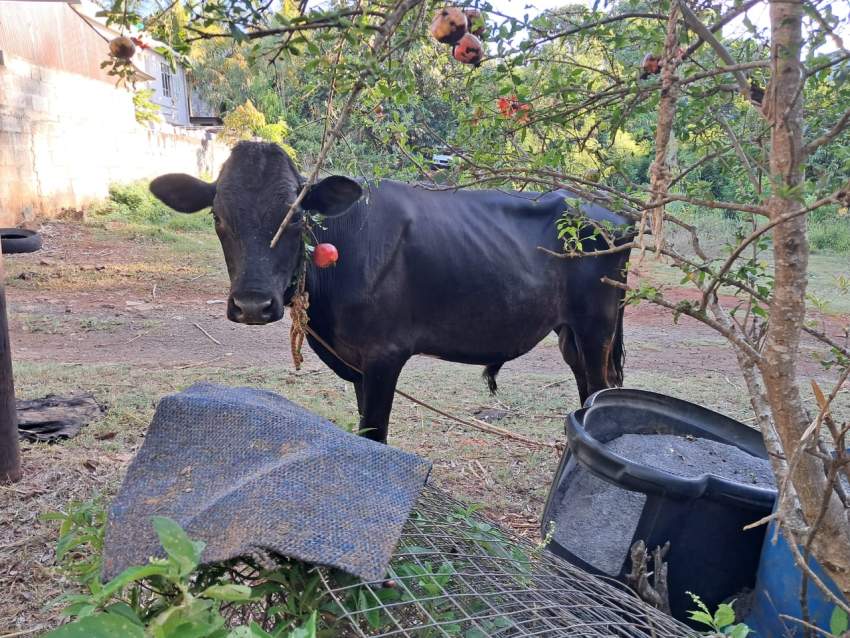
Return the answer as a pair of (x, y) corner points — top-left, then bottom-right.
(409, 299), (558, 363)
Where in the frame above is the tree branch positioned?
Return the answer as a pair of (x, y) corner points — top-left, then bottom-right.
(679, 1), (753, 100)
(804, 106), (850, 154)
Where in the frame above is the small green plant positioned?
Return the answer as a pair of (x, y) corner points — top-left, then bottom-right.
(79, 317), (125, 333)
(44, 505), (319, 638)
(41, 496), (108, 587)
(687, 592), (750, 637)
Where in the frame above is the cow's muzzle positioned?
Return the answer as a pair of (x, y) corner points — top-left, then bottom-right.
(228, 292), (283, 325)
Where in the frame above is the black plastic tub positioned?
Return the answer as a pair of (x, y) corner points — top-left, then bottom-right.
(542, 389), (777, 622)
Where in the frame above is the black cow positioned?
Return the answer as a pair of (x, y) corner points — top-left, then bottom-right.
(150, 142), (632, 442)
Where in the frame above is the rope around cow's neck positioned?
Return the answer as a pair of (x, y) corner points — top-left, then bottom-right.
(289, 257), (309, 371)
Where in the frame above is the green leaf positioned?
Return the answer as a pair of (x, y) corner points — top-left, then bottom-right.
(60, 603), (96, 619)
(150, 598), (224, 638)
(43, 612), (145, 638)
(56, 532), (81, 560)
(830, 606), (849, 636)
(228, 626), (273, 638)
(152, 516), (204, 576)
(726, 623), (751, 638)
(714, 603), (736, 629)
(287, 611), (317, 638)
(104, 602), (143, 626)
(686, 610), (715, 628)
(98, 562), (171, 600)
(201, 584), (254, 601)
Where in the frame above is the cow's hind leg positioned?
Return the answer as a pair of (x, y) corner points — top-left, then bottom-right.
(556, 326), (589, 404)
(571, 315), (620, 402)
(358, 357), (406, 443)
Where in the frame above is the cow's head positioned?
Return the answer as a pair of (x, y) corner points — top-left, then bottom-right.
(149, 142), (362, 325)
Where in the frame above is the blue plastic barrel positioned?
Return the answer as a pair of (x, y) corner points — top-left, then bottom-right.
(744, 519), (847, 636)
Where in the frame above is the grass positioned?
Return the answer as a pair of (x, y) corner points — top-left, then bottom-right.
(666, 208), (850, 257)
(642, 252), (850, 317)
(18, 315), (126, 335)
(6, 258), (214, 294)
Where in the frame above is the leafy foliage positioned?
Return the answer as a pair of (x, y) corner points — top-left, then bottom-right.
(220, 99), (297, 158)
(44, 500), (319, 638)
(686, 592), (750, 638)
(133, 88), (162, 125)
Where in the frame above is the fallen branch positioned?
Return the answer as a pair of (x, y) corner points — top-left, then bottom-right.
(193, 322), (222, 346)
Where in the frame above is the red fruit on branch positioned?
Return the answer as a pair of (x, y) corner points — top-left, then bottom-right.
(130, 36), (150, 51)
(640, 53), (662, 79)
(313, 243), (339, 268)
(109, 36), (136, 60)
(497, 95), (531, 124)
(453, 33), (483, 66)
(430, 7), (467, 45)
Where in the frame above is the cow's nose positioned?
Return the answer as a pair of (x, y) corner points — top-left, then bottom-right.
(229, 294), (276, 324)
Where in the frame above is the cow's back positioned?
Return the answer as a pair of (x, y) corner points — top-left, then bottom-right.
(308, 181), (630, 364)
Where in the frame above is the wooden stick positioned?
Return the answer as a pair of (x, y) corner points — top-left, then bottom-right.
(193, 322), (222, 346)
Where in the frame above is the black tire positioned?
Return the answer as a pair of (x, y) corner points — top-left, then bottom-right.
(0, 228), (42, 254)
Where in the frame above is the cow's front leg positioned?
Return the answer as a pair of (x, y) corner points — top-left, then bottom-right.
(354, 379), (365, 416)
(358, 358), (406, 443)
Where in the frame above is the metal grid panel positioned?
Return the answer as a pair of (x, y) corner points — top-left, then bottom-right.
(318, 485), (695, 637)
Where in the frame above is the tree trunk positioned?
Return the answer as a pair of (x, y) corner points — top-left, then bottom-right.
(762, 0), (850, 596)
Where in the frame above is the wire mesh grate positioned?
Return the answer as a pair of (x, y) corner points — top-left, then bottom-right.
(317, 484), (695, 637)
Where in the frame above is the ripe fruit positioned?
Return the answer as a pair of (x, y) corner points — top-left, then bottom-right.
(453, 33), (483, 66)
(430, 7), (467, 45)
(640, 53), (661, 79)
(464, 9), (486, 37)
(130, 36), (150, 51)
(312, 243), (339, 268)
(109, 36), (136, 60)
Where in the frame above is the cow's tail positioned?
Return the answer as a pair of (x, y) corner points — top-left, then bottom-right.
(483, 362), (503, 395)
(610, 291), (626, 387)
(607, 248), (630, 387)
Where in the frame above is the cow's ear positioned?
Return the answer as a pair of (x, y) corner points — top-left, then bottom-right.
(150, 174), (216, 213)
(301, 176), (362, 217)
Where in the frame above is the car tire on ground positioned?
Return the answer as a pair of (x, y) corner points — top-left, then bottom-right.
(0, 228), (42, 254)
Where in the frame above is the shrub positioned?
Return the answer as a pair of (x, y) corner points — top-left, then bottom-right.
(809, 218), (850, 253)
(91, 181), (210, 232)
(221, 100), (297, 157)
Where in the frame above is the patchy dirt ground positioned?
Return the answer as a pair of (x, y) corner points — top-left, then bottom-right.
(1, 221), (848, 634)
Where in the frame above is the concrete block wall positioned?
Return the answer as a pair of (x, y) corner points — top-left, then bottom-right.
(0, 53), (230, 227)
